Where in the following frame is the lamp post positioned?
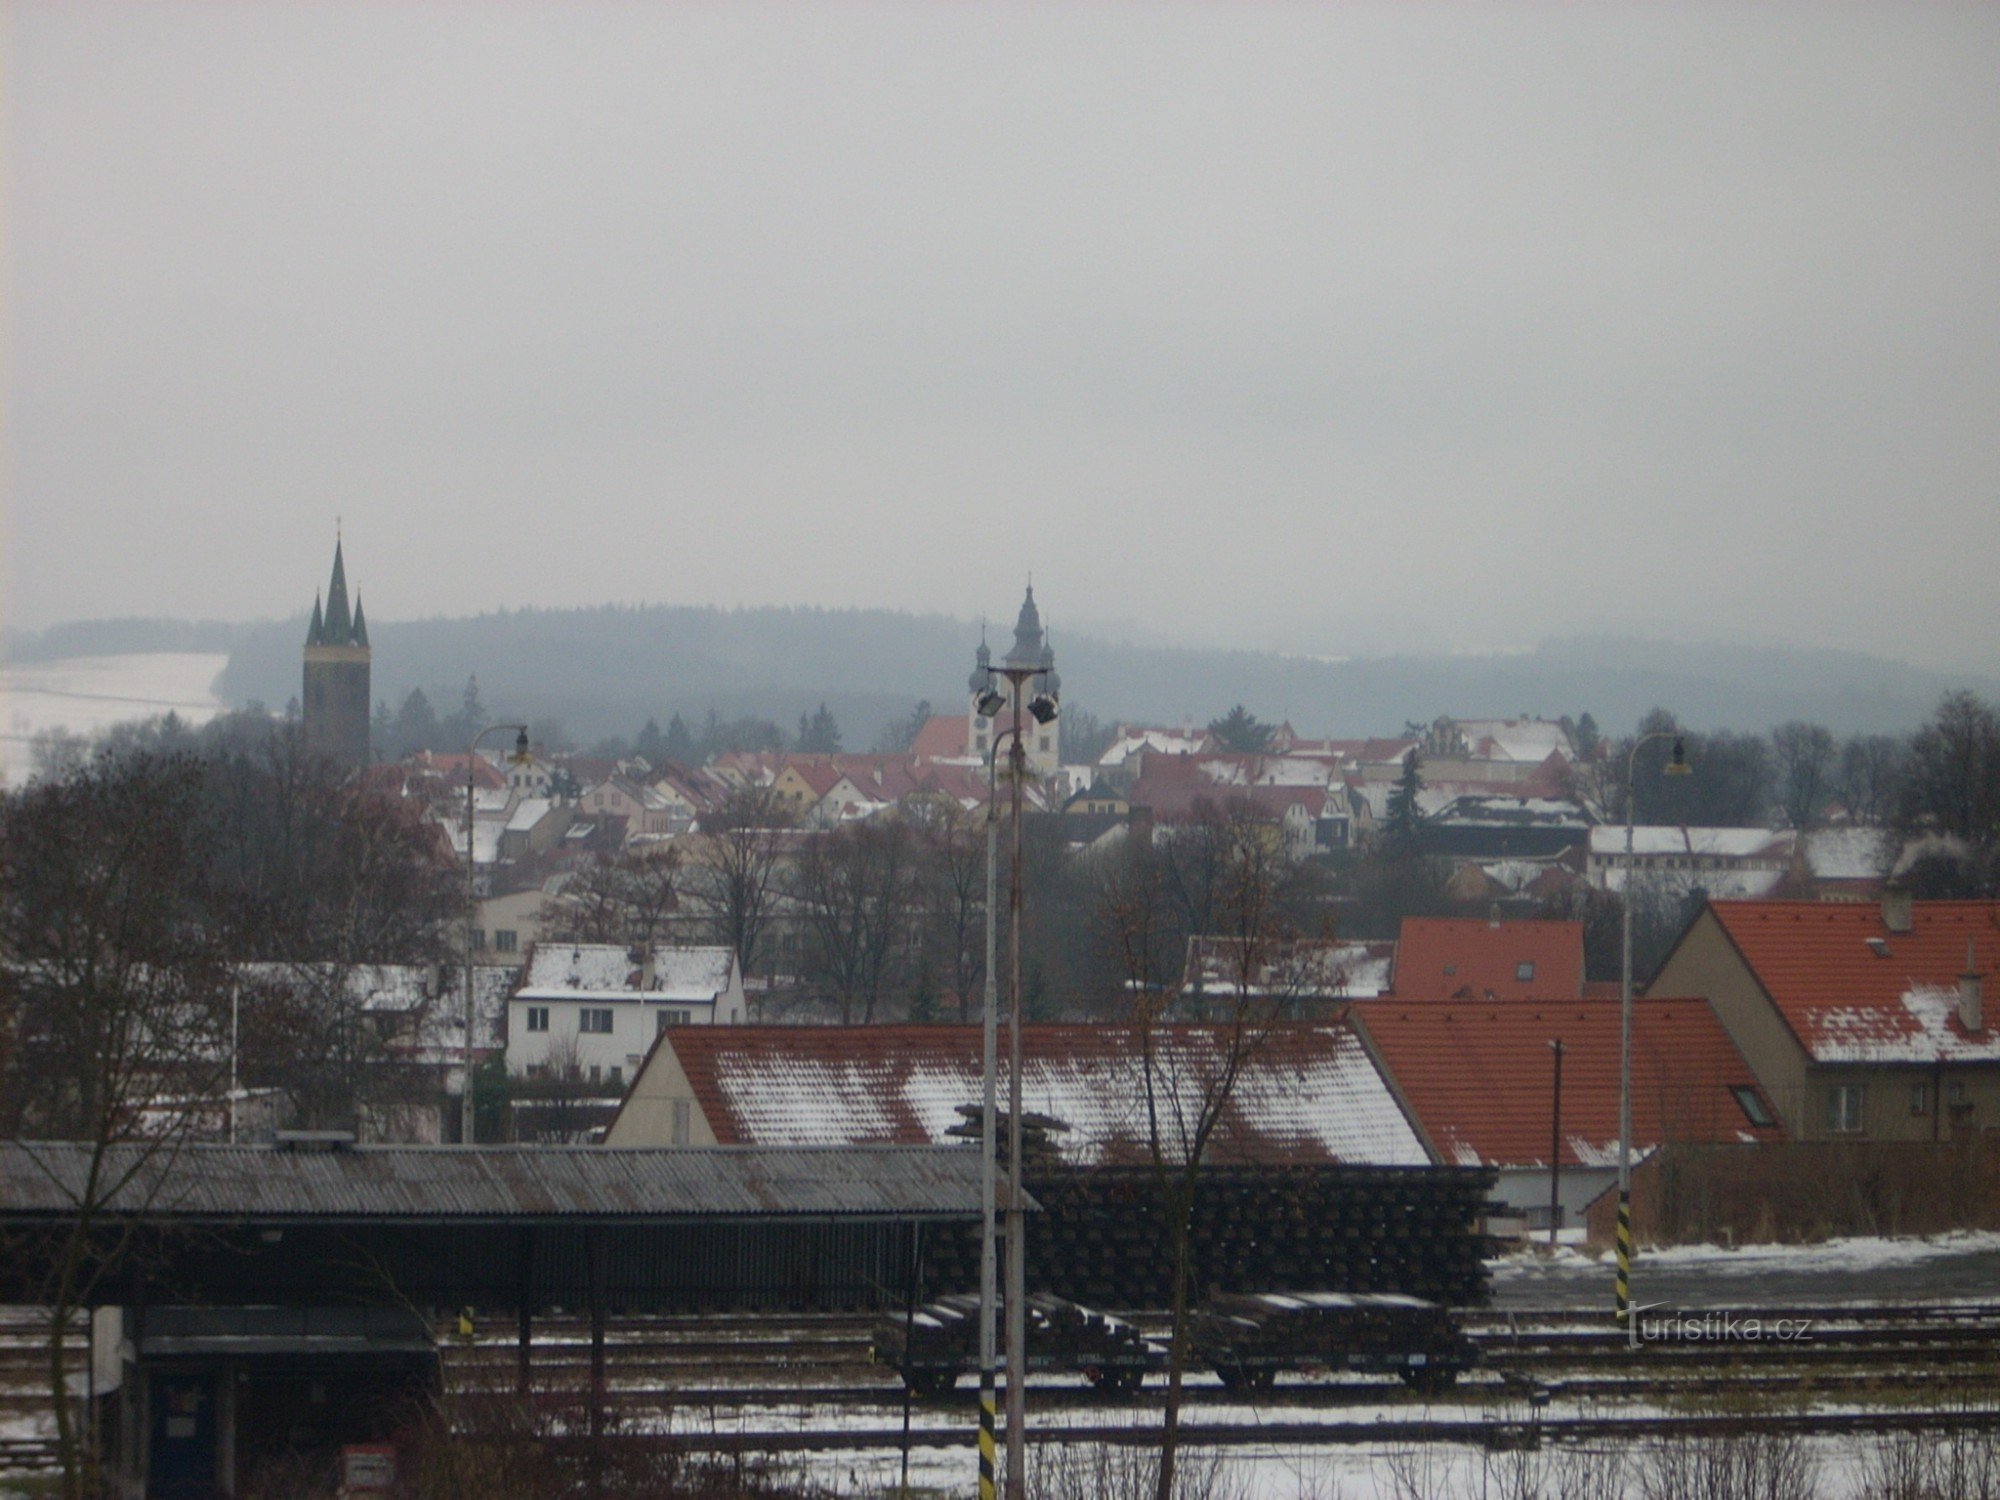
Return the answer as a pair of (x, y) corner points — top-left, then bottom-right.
(1547, 1037), (1564, 1250)
(1616, 730), (1688, 1342)
(974, 589), (1056, 1500)
(464, 722), (530, 1146)
(974, 667), (1004, 1500)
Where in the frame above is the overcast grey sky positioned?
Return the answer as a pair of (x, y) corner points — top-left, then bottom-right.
(5, 4), (1997, 667)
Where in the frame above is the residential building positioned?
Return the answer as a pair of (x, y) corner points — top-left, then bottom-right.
(1648, 894), (2000, 1142)
(1390, 917), (1587, 1001)
(606, 1022), (1430, 1165)
(1181, 935), (1394, 1010)
(506, 942), (746, 1090)
(1587, 826), (1796, 899)
(1352, 996), (1781, 1229)
(472, 887), (552, 965)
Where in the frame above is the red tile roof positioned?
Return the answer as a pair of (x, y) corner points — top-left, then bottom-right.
(632, 1022), (1429, 1166)
(1701, 900), (2000, 1064)
(1392, 917), (1585, 1001)
(911, 714), (971, 760)
(1353, 997), (1782, 1168)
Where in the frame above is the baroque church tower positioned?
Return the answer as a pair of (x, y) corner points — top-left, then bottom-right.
(303, 537), (372, 767)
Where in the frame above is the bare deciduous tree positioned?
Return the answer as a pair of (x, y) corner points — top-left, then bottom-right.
(790, 820), (923, 1023)
(1770, 721), (1837, 831)
(682, 785), (792, 980)
(1093, 802), (1300, 1500)
(0, 753), (232, 1498)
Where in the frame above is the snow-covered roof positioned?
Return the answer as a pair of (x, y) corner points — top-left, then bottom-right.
(504, 797), (554, 833)
(1099, 728), (1211, 769)
(1453, 718), (1576, 764)
(517, 943), (736, 1003)
(1588, 826), (1793, 860)
(1810, 984), (2000, 1064)
(641, 1023), (1429, 1167)
(1185, 937), (1394, 999)
(1699, 901), (2000, 1065)
(1804, 827), (1890, 883)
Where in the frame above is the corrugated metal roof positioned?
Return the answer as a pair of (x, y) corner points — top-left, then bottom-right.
(0, 1142), (988, 1222)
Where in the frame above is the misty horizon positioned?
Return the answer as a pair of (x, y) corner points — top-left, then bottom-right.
(6, 6), (1997, 673)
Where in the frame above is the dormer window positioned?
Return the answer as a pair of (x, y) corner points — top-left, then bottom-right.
(1516, 962), (1534, 982)
(1732, 1086), (1775, 1128)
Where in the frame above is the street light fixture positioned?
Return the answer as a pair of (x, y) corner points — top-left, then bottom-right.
(464, 722), (531, 1146)
(973, 588), (1055, 1500)
(1616, 731), (1688, 1342)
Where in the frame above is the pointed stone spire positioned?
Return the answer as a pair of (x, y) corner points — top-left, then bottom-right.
(1003, 585), (1044, 670)
(307, 594), (325, 648)
(323, 539), (353, 645)
(351, 594), (369, 648)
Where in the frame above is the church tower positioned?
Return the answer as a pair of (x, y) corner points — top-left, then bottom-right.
(966, 587), (1061, 776)
(303, 537), (372, 767)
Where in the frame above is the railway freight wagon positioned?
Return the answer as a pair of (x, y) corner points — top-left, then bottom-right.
(876, 1290), (1479, 1397)
(923, 1164), (1501, 1311)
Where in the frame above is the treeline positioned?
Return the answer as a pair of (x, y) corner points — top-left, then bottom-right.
(368, 679), (1117, 767)
(206, 600), (2000, 747)
(1, 711), (462, 1141)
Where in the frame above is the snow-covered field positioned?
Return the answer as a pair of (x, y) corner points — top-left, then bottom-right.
(0, 652), (230, 786)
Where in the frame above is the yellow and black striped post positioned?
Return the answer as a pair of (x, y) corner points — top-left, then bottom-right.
(1613, 1192), (1632, 1329)
(977, 1375), (997, 1500)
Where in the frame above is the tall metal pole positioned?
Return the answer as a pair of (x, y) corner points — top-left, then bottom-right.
(1003, 678), (1028, 1500)
(1548, 1038), (1563, 1249)
(465, 753), (478, 1146)
(978, 751), (1000, 1500)
(464, 723), (529, 1146)
(1616, 749), (1635, 1339)
(229, 981), (240, 1146)
(1616, 729), (1682, 1346)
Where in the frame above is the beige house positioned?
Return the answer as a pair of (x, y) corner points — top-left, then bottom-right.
(1650, 893), (2000, 1141)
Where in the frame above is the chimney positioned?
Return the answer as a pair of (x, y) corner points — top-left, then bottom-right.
(1960, 939), (1983, 1034)
(1882, 883), (1914, 935)
(1488, 904), (1502, 929)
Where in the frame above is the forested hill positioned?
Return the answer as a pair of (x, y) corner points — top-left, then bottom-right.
(13, 604), (1995, 748)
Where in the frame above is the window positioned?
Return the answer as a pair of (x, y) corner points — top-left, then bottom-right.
(671, 1099), (691, 1146)
(656, 1008), (692, 1033)
(588, 1064), (601, 1084)
(1515, 962), (1535, 982)
(525, 1006), (550, 1033)
(1038, 735), (1050, 752)
(1825, 1085), (1865, 1135)
(1733, 1086), (1776, 1128)
(495, 929), (519, 953)
(1952, 1081), (1970, 1107)
(471, 928), (487, 951)
(1911, 1084), (1930, 1116)
(608, 1065), (622, 1087)
(579, 1008), (614, 1034)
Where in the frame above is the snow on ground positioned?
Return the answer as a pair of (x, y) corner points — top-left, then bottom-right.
(0, 652), (230, 786)
(1491, 1229), (2000, 1281)
(774, 1430), (1908, 1499)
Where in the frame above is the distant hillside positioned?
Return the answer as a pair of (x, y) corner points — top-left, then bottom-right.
(197, 606), (1996, 748)
(12, 607), (1992, 749)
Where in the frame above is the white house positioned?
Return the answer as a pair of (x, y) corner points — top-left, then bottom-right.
(506, 942), (746, 1090)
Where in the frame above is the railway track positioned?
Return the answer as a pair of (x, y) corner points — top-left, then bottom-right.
(9, 1302), (2000, 1475)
